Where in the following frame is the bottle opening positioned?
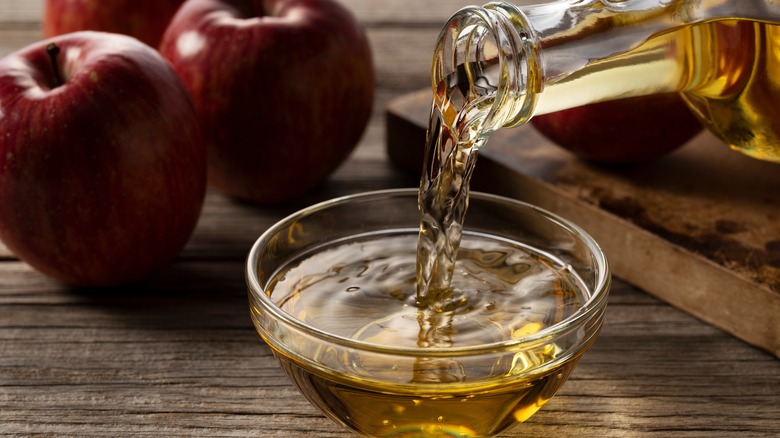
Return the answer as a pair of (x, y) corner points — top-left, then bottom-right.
(431, 3), (542, 144)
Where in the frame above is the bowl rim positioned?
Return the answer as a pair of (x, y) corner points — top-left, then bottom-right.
(246, 188), (610, 357)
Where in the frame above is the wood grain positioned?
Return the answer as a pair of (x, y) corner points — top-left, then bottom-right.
(1, 1), (779, 437)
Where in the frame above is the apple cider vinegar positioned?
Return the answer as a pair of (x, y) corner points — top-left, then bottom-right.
(264, 232), (589, 437)
(251, 2), (780, 437)
(678, 20), (780, 161)
(253, 4), (780, 437)
(258, 73), (593, 434)
(417, 9), (780, 307)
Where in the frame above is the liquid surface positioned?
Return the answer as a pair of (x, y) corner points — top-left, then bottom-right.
(270, 233), (586, 349)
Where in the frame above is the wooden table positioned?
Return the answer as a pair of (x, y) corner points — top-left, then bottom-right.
(1, 1), (778, 436)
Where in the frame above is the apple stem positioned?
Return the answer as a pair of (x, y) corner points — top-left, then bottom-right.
(46, 43), (64, 88)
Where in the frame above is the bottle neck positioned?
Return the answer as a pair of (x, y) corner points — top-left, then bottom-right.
(432, 0), (780, 135)
(430, 3), (541, 143)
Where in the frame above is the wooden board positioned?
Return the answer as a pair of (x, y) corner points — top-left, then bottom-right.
(386, 89), (780, 358)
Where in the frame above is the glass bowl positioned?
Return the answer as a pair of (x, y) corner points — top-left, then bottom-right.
(247, 188), (610, 437)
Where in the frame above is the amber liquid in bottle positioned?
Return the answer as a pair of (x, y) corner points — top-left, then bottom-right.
(534, 19), (780, 162)
(679, 20), (780, 161)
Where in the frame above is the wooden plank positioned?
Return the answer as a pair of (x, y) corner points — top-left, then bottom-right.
(386, 89), (780, 358)
(1, 265), (777, 436)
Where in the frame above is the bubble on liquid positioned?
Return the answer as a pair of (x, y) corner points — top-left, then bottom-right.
(346, 286), (360, 293)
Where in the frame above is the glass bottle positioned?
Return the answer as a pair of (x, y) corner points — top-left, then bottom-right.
(431, 0), (780, 162)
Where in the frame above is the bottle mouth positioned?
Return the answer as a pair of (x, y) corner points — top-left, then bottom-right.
(430, 2), (542, 143)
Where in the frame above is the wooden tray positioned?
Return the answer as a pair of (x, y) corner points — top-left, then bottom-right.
(386, 89), (780, 358)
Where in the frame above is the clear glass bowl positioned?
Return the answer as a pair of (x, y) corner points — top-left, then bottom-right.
(247, 188), (610, 437)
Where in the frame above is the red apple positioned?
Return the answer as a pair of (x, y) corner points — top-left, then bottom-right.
(0, 31), (207, 286)
(43, 0), (185, 48)
(159, 0), (375, 203)
(531, 93), (704, 164)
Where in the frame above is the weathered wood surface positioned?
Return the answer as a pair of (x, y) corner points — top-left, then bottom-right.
(1, 1), (778, 437)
